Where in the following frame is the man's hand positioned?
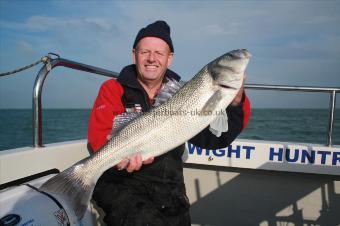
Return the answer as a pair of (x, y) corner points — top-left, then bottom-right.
(116, 153), (154, 173)
(107, 131), (154, 172)
(231, 74), (246, 106)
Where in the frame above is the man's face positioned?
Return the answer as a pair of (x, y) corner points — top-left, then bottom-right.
(133, 37), (173, 83)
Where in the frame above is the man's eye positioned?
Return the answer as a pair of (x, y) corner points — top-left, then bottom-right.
(156, 52), (165, 56)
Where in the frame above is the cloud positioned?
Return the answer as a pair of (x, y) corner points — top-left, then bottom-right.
(7, 16), (119, 35)
(198, 21), (250, 36)
(16, 40), (34, 56)
(253, 34), (340, 61)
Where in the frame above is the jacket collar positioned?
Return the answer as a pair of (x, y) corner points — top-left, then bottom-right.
(117, 64), (181, 90)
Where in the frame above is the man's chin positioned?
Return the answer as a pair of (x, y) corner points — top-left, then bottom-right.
(142, 74), (162, 81)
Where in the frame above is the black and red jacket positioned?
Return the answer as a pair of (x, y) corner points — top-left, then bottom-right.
(89, 64), (251, 222)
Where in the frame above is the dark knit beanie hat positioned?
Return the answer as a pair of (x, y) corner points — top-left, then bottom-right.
(133, 20), (174, 52)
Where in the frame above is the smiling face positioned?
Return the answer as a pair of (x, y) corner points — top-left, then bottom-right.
(133, 37), (173, 85)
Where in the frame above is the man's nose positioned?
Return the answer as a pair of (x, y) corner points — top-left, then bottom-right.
(147, 52), (156, 62)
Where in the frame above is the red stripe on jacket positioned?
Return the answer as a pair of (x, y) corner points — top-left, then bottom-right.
(88, 79), (125, 152)
(242, 93), (251, 130)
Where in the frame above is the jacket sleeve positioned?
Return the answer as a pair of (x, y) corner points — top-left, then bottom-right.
(88, 79), (125, 152)
(189, 92), (251, 149)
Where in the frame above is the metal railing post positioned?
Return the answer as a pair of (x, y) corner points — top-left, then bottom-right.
(32, 57), (118, 147)
(327, 91), (336, 146)
(32, 65), (51, 147)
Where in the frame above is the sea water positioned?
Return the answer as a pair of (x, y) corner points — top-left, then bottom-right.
(0, 109), (339, 151)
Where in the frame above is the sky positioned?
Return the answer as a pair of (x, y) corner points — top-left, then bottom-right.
(0, 0), (339, 109)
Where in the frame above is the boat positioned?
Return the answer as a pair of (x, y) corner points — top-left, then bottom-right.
(0, 54), (339, 226)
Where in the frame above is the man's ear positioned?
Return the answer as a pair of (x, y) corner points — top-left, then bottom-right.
(167, 52), (174, 67)
(132, 49), (137, 64)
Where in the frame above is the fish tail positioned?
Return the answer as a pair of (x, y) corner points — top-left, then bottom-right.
(39, 157), (96, 220)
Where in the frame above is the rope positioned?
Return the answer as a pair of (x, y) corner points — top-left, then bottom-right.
(0, 54), (56, 77)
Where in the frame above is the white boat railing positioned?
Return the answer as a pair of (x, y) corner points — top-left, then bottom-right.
(32, 54), (339, 147)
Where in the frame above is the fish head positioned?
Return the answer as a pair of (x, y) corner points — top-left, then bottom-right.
(208, 49), (251, 90)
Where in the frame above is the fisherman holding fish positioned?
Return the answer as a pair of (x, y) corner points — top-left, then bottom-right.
(87, 21), (251, 225)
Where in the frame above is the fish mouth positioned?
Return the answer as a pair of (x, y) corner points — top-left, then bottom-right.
(218, 83), (237, 90)
(228, 49), (252, 59)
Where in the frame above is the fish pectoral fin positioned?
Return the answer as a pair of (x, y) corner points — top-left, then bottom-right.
(209, 110), (228, 137)
(201, 90), (223, 115)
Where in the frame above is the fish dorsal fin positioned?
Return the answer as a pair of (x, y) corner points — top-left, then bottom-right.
(111, 79), (184, 135)
(154, 78), (185, 107)
(111, 112), (142, 135)
(209, 110), (229, 137)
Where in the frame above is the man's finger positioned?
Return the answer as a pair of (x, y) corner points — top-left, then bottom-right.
(142, 156), (154, 165)
(117, 154), (154, 172)
(134, 153), (143, 171)
(126, 155), (137, 173)
(117, 159), (129, 170)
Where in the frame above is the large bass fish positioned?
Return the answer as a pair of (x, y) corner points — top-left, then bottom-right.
(40, 49), (251, 220)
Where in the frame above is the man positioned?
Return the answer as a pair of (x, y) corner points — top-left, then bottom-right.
(88, 20), (250, 226)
